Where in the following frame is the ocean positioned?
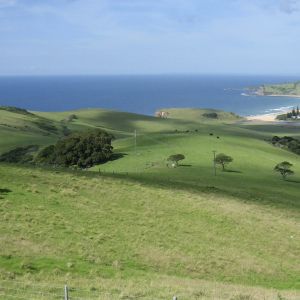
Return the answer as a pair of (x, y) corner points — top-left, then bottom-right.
(0, 74), (300, 116)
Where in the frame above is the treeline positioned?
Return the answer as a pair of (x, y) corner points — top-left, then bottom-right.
(271, 136), (300, 155)
(0, 130), (114, 168)
(0, 106), (35, 116)
(276, 106), (300, 120)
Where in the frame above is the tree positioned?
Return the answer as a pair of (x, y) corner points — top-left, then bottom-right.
(274, 161), (294, 180)
(167, 154), (185, 167)
(215, 153), (233, 171)
(0, 145), (39, 164)
(36, 129), (114, 168)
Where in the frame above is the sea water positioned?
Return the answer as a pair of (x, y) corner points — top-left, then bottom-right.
(0, 74), (299, 116)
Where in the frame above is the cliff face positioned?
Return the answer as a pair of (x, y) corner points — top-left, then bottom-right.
(255, 86), (265, 96)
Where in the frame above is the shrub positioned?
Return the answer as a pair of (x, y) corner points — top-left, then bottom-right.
(167, 154), (185, 167)
(271, 136), (300, 155)
(0, 106), (34, 116)
(0, 145), (39, 163)
(203, 112), (218, 119)
(36, 129), (114, 168)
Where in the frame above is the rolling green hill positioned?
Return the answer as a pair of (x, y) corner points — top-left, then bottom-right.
(256, 81), (300, 96)
(0, 107), (299, 299)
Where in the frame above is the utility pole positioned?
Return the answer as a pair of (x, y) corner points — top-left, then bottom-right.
(134, 129), (137, 155)
(134, 129), (137, 173)
(213, 150), (217, 176)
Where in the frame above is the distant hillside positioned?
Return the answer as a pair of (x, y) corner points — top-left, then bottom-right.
(256, 81), (300, 97)
(159, 108), (241, 122)
(1, 106), (300, 299)
(0, 107), (242, 154)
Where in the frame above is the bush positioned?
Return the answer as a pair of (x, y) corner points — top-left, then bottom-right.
(0, 145), (39, 163)
(0, 106), (34, 116)
(167, 154), (185, 167)
(271, 136), (300, 155)
(36, 129), (114, 168)
(203, 112), (218, 119)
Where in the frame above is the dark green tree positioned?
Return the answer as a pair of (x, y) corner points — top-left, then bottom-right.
(36, 130), (114, 168)
(274, 161), (294, 180)
(0, 145), (39, 163)
(215, 153), (233, 171)
(167, 154), (185, 167)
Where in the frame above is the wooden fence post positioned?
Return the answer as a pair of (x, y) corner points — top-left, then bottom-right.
(64, 285), (69, 300)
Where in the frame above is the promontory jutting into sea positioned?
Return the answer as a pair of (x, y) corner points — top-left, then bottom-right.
(1, 74), (300, 116)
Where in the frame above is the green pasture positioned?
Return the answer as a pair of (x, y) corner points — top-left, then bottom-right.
(0, 107), (299, 299)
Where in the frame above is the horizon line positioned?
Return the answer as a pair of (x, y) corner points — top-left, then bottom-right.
(1, 72), (300, 78)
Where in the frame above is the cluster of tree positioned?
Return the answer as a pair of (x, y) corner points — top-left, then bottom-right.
(0, 106), (34, 116)
(36, 130), (114, 168)
(166, 151), (294, 181)
(271, 136), (300, 155)
(276, 106), (300, 120)
(203, 112), (218, 119)
(174, 129), (199, 134)
(0, 145), (39, 163)
(0, 129), (114, 169)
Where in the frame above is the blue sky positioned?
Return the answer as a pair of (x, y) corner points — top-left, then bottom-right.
(1, 0), (300, 75)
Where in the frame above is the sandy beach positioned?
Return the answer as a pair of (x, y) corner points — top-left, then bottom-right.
(246, 113), (279, 122)
(246, 107), (293, 122)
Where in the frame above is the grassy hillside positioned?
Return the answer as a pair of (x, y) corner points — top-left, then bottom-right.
(0, 106), (243, 153)
(258, 81), (300, 96)
(0, 107), (299, 299)
(91, 128), (300, 211)
(0, 165), (299, 299)
(160, 108), (241, 122)
(0, 107), (65, 153)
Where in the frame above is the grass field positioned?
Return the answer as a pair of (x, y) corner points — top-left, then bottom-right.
(261, 81), (300, 96)
(0, 107), (299, 299)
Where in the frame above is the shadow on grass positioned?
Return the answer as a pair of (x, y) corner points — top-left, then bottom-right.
(10, 163), (300, 211)
(0, 188), (12, 199)
(109, 153), (128, 161)
(286, 179), (300, 184)
(0, 188), (12, 194)
(179, 164), (192, 167)
(224, 169), (243, 174)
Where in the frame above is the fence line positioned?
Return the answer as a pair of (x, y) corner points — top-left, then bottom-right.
(1, 280), (179, 300)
